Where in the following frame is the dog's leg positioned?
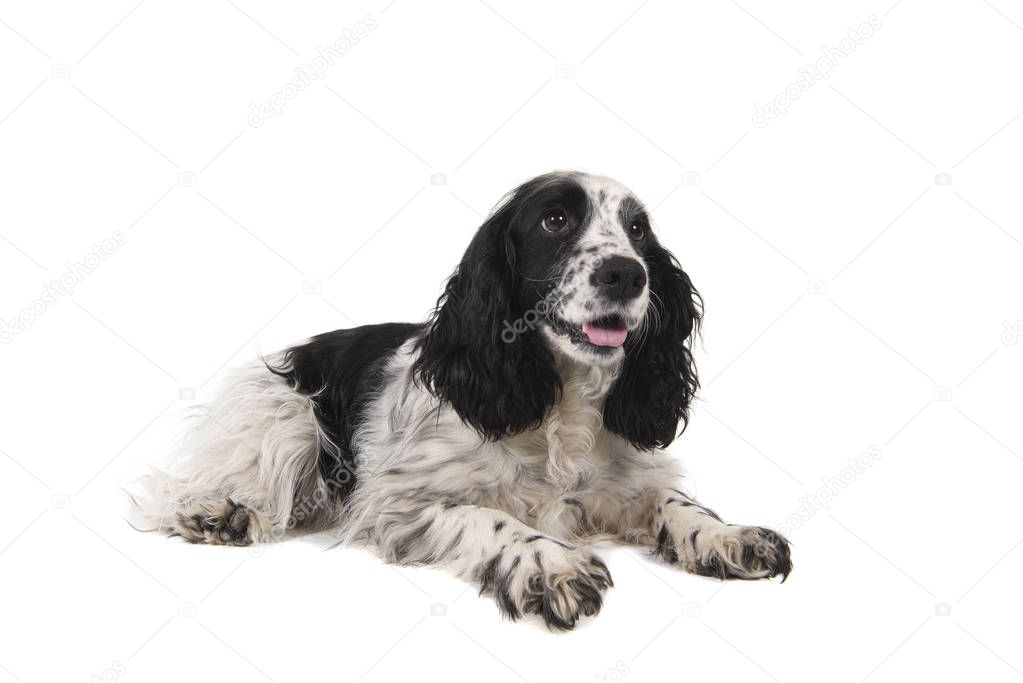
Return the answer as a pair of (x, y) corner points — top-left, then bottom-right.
(652, 489), (791, 580)
(131, 360), (334, 545)
(606, 488), (792, 580)
(370, 501), (612, 630)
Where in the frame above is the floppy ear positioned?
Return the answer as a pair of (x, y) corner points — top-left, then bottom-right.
(604, 243), (702, 450)
(412, 207), (561, 440)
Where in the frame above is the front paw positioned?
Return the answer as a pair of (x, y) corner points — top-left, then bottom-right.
(478, 539), (613, 631)
(657, 524), (792, 581)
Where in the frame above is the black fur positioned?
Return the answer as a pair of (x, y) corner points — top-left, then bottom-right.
(142, 172), (791, 629)
(414, 171), (701, 448)
(654, 523), (678, 564)
(272, 322), (423, 498)
(412, 173), (592, 440)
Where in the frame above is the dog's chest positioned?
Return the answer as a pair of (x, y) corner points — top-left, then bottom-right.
(361, 355), (623, 535)
(485, 376), (618, 531)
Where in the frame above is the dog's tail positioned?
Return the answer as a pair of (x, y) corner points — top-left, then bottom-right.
(128, 357), (338, 545)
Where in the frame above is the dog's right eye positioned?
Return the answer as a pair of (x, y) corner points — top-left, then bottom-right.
(541, 210), (569, 233)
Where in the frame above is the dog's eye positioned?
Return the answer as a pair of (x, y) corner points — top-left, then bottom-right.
(541, 210), (569, 233)
(628, 223), (646, 241)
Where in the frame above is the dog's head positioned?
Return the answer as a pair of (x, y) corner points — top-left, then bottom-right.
(414, 171), (701, 450)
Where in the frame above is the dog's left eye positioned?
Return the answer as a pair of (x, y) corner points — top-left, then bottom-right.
(628, 223), (646, 241)
(541, 210), (569, 233)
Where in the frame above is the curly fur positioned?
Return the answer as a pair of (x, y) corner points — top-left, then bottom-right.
(132, 171), (791, 630)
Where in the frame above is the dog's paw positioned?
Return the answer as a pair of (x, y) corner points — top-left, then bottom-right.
(478, 538), (613, 631)
(171, 498), (266, 546)
(657, 523), (792, 581)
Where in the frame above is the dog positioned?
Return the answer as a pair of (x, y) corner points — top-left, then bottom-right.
(134, 171), (791, 630)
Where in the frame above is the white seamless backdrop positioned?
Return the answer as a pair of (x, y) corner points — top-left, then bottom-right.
(1, 1), (1022, 682)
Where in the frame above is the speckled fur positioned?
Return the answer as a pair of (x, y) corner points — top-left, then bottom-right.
(133, 172), (791, 630)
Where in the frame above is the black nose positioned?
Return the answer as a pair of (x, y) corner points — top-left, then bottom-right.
(592, 256), (647, 301)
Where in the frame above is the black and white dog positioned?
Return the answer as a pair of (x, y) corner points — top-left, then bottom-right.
(136, 171), (791, 630)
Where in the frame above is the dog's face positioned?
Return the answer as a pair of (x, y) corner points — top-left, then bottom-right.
(415, 171), (701, 448)
(505, 174), (654, 366)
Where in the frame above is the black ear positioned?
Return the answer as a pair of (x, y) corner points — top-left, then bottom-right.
(412, 204), (561, 440)
(604, 243), (702, 450)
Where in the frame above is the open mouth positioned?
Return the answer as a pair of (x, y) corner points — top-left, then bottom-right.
(549, 313), (630, 350)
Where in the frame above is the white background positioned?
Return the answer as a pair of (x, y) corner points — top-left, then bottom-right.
(1, 1), (1022, 681)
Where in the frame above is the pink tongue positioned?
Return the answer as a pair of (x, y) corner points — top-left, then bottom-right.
(583, 322), (628, 347)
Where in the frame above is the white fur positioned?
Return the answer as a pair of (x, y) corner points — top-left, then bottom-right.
(133, 172), (790, 628)
(339, 340), (677, 547)
(132, 354), (335, 544)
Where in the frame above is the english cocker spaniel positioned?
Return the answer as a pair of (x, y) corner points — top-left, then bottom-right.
(135, 171), (791, 630)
